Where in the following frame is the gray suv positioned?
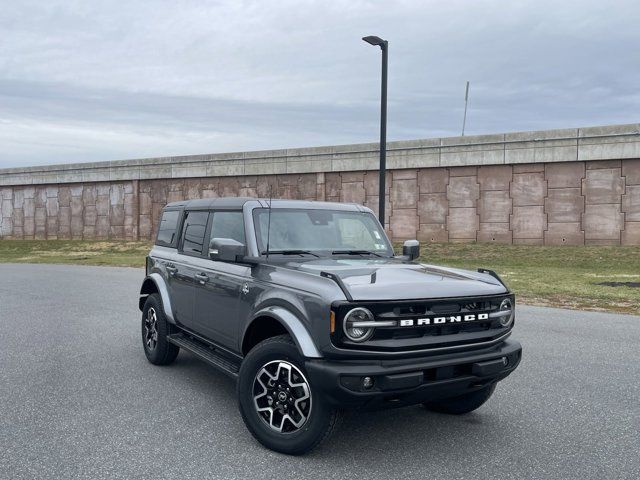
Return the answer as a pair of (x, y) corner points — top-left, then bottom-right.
(139, 198), (522, 454)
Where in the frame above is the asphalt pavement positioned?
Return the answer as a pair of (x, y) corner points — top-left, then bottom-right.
(0, 263), (638, 479)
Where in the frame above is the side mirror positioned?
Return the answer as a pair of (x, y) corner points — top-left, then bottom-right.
(403, 239), (420, 261)
(209, 238), (246, 262)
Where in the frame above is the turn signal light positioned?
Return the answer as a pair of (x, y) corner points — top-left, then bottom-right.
(330, 310), (336, 334)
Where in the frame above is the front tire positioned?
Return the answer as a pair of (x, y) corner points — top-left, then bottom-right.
(141, 293), (179, 366)
(237, 335), (339, 455)
(423, 384), (497, 415)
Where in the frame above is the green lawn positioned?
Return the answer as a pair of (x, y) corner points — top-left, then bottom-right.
(0, 240), (638, 315)
(0, 240), (151, 268)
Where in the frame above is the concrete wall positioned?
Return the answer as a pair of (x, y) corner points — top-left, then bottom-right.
(1, 123), (639, 245)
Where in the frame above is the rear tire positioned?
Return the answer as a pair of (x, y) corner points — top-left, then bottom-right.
(237, 335), (339, 455)
(423, 384), (496, 415)
(141, 293), (179, 366)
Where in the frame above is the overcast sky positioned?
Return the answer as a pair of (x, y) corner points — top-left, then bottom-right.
(1, 0), (639, 168)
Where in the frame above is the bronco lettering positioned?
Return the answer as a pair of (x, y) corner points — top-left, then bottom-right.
(401, 312), (489, 327)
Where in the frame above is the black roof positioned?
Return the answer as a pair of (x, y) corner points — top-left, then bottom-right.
(164, 198), (366, 212)
(165, 197), (254, 209)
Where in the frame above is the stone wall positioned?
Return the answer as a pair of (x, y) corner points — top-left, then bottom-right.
(0, 182), (140, 240)
(1, 123), (640, 245)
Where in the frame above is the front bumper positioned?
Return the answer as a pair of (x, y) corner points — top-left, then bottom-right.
(305, 339), (522, 410)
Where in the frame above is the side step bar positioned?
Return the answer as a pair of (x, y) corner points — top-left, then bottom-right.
(167, 333), (240, 378)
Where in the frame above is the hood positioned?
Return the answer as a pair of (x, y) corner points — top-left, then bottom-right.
(281, 258), (508, 301)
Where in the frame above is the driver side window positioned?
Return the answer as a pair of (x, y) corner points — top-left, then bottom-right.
(210, 211), (245, 244)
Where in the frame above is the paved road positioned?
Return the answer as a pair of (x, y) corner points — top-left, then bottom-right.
(1, 264), (638, 479)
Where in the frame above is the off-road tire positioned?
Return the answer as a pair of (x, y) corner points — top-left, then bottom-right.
(237, 335), (339, 455)
(141, 293), (179, 366)
(423, 383), (497, 415)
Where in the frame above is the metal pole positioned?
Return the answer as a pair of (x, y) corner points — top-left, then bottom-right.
(378, 41), (388, 227)
(461, 80), (469, 136)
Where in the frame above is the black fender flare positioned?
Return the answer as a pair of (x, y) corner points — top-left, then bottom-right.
(139, 273), (175, 324)
(244, 306), (322, 358)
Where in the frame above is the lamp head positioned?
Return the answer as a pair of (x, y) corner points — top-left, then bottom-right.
(362, 35), (387, 48)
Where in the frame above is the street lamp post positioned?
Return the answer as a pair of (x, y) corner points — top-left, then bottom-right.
(362, 35), (388, 227)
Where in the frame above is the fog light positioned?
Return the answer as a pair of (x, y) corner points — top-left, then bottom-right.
(362, 377), (374, 389)
(502, 356), (509, 366)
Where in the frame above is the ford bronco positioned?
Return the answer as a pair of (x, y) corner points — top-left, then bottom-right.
(139, 198), (522, 454)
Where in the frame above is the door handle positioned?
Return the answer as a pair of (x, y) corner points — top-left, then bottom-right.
(195, 272), (209, 284)
(166, 265), (178, 276)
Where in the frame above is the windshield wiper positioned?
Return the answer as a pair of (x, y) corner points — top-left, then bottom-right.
(262, 249), (320, 257)
(331, 249), (385, 258)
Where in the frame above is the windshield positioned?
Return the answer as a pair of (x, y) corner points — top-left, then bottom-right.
(253, 208), (393, 257)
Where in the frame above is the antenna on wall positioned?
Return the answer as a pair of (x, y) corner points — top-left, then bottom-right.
(461, 80), (470, 136)
(265, 186), (273, 260)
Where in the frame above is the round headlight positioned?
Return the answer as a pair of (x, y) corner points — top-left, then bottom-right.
(498, 298), (514, 327)
(343, 307), (375, 342)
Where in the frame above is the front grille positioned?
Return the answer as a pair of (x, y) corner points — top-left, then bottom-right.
(332, 294), (513, 352)
(377, 321), (492, 340)
(368, 296), (500, 340)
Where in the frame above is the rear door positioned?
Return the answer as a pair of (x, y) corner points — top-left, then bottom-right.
(172, 210), (211, 331)
(152, 208), (183, 316)
(193, 210), (251, 349)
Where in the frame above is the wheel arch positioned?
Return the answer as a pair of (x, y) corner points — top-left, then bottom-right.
(242, 307), (322, 359)
(139, 273), (175, 324)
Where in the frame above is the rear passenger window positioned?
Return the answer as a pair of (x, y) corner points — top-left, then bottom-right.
(156, 210), (180, 246)
(211, 211), (245, 244)
(180, 211), (209, 255)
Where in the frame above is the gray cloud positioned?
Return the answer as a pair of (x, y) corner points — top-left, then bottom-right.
(1, 0), (639, 167)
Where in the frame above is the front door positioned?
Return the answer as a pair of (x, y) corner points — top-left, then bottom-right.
(193, 210), (249, 350)
(195, 261), (251, 349)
